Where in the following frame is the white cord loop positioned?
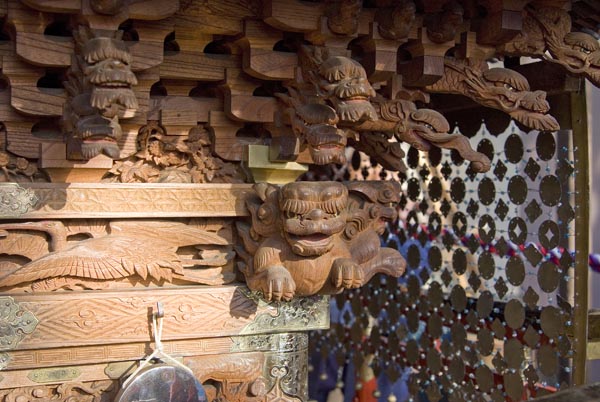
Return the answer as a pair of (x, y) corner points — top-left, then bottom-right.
(121, 302), (194, 389)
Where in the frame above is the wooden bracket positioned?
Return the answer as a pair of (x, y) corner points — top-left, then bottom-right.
(357, 22), (407, 83)
(262, 0), (325, 33)
(397, 28), (454, 87)
(237, 19), (298, 81)
(477, 0), (530, 45)
(222, 68), (277, 123)
(208, 110), (268, 162)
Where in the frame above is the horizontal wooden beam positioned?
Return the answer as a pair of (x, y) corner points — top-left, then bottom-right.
(12, 183), (254, 219)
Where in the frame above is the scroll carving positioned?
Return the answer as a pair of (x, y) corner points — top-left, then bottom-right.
(427, 59), (560, 131)
(236, 181), (405, 301)
(0, 219), (236, 291)
(187, 353), (267, 402)
(64, 26), (138, 161)
(500, 6), (600, 86)
(103, 123), (246, 183)
(0, 381), (115, 402)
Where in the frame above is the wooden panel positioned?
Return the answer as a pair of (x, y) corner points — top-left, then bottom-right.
(16, 183), (254, 218)
(16, 286), (267, 349)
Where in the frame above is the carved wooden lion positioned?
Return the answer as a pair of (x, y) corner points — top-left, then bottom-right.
(236, 181), (406, 301)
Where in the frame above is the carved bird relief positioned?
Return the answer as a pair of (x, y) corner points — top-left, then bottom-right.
(0, 220), (229, 291)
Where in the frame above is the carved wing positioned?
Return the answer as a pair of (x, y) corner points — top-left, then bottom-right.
(0, 236), (182, 288)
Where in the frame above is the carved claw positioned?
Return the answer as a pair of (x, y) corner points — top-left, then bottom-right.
(331, 258), (363, 289)
(260, 266), (296, 302)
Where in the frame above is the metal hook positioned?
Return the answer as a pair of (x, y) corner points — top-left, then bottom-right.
(156, 302), (164, 319)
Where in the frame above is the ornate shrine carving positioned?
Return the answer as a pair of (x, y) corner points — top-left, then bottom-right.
(500, 5), (600, 87)
(0, 218), (236, 291)
(103, 122), (245, 183)
(64, 25), (139, 161)
(236, 181), (406, 301)
(426, 59), (560, 131)
(0, 0), (596, 400)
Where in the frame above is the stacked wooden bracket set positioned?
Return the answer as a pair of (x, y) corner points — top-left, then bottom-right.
(0, 0), (598, 400)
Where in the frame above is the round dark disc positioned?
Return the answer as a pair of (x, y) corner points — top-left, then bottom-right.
(115, 364), (207, 402)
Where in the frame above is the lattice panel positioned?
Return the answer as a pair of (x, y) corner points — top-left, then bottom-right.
(310, 119), (581, 402)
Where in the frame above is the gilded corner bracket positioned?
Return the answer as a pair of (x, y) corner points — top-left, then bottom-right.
(0, 184), (38, 218)
(0, 296), (39, 370)
(240, 291), (330, 335)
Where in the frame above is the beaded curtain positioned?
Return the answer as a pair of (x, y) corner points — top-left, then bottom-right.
(307, 110), (582, 402)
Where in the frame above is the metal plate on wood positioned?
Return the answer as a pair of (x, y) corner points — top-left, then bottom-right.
(478, 178), (496, 205)
(539, 175), (562, 206)
(508, 175), (528, 205)
(505, 299), (525, 329)
(504, 134), (524, 163)
(536, 131), (556, 161)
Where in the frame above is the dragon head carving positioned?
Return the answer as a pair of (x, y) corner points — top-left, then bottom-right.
(550, 31), (600, 85)
(315, 56), (378, 124)
(502, 7), (600, 87)
(278, 89), (348, 165)
(478, 68), (559, 131)
(64, 26), (138, 160)
(428, 59), (560, 132)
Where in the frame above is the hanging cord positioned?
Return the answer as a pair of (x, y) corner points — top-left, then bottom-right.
(121, 302), (194, 389)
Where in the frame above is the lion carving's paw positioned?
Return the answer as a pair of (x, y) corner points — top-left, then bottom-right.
(332, 258), (363, 289)
(259, 266), (296, 301)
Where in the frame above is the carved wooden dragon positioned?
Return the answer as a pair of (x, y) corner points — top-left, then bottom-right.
(500, 6), (600, 86)
(427, 58), (560, 131)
